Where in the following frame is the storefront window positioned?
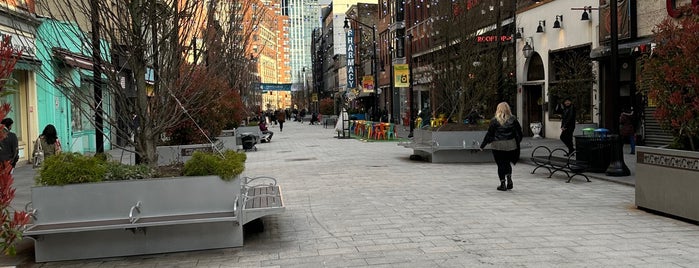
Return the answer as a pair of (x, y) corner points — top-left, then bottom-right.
(70, 78), (95, 132)
(548, 46), (594, 123)
(2, 71), (23, 139)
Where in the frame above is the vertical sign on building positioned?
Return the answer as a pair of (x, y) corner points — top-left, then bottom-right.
(346, 29), (356, 91)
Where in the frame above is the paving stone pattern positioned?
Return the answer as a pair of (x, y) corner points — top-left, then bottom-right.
(5, 122), (699, 267)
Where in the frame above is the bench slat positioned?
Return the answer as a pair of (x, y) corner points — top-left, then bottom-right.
(244, 186), (282, 209)
(25, 212), (237, 236)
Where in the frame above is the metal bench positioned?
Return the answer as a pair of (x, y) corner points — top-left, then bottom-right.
(530, 146), (591, 183)
(23, 175), (285, 262)
(240, 176), (285, 225)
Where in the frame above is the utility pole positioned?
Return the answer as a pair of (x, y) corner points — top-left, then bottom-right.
(91, 0), (104, 154)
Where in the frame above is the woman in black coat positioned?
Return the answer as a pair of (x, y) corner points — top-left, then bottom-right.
(480, 102), (523, 191)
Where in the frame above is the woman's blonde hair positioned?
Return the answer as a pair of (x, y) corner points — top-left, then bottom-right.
(495, 102), (513, 125)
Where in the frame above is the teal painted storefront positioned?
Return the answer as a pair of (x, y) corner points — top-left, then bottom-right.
(35, 19), (112, 153)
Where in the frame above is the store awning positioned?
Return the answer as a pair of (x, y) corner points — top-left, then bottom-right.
(590, 38), (653, 59)
(14, 57), (42, 70)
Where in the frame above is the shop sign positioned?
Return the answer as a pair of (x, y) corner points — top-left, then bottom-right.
(666, 0), (699, 18)
(476, 35), (512, 43)
(394, 64), (409, 87)
(346, 29), (356, 91)
(0, 30), (36, 57)
(362, 75), (374, 93)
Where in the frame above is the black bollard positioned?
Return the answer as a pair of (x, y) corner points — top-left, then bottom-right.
(605, 134), (630, 176)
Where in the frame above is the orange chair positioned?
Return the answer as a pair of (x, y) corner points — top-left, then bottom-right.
(374, 123), (387, 140)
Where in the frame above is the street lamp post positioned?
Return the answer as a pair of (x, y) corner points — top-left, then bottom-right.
(344, 17), (379, 121)
(407, 34), (415, 138)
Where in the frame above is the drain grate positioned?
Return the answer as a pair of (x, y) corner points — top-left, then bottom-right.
(286, 157), (317, 162)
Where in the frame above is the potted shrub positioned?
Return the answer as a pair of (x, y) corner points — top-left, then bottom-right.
(636, 5), (699, 221)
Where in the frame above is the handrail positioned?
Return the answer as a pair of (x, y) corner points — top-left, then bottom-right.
(233, 196), (239, 215)
(243, 176), (278, 188)
(25, 202), (38, 220)
(129, 201), (142, 224)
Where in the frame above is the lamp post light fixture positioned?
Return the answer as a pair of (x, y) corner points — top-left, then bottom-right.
(536, 20), (546, 33)
(553, 15), (563, 29)
(344, 17), (379, 121)
(522, 37), (534, 59)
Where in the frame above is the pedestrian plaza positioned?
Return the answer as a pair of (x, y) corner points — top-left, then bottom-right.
(3, 122), (698, 267)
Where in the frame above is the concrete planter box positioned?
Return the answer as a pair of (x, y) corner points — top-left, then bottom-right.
(216, 129), (238, 150)
(156, 143), (219, 166)
(26, 176), (243, 262)
(408, 128), (492, 163)
(636, 146), (699, 222)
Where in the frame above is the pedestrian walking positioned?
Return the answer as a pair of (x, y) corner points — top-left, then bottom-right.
(276, 109), (286, 132)
(479, 102), (523, 191)
(559, 98), (576, 155)
(620, 106), (636, 154)
(0, 118), (19, 172)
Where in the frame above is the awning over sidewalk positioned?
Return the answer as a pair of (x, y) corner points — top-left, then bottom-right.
(590, 38), (653, 59)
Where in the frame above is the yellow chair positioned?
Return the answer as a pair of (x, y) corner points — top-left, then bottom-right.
(364, 121), (373, 139)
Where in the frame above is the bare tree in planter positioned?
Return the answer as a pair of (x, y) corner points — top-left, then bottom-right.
(34, 0), (263, 166)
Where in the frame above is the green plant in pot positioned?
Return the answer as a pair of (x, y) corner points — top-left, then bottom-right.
(639, 5), (699, 151)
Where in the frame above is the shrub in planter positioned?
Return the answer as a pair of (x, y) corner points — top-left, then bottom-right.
(104, 162), (155, 181)
(36, 153), (107, 186)
(639, 5), (699, 151)
(183, 150), (246, 181)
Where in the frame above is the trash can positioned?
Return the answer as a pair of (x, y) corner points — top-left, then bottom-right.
(575, 134), (614, 173)
(593, 128), (609, 138)
(582, 127), (596, 136)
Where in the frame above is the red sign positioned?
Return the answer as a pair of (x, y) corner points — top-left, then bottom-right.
(476, 35), (513, 43)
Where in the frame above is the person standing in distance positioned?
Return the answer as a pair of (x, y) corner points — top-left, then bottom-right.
(560, 98), (576, 155)
(480, 102), (523, 191)
(0, 118), (19, 172)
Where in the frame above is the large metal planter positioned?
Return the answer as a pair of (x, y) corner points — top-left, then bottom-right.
(27, 176), (243, 262)
(408, 128), (492, 163)
(636, 146), (699, 222)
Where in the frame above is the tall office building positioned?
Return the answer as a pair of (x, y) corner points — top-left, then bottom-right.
(281, 0), (323, 88)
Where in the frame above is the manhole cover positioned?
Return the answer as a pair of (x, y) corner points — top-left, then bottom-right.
(278, 150), (292, 153)
(368, 165), (388, 168)
(286, 157), (317, 162)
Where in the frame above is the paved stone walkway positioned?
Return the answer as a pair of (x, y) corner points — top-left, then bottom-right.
(4, 121), (698, 267)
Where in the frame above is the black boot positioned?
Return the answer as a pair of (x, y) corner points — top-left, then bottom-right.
(506, 175), (513, 190)
(497, 180), (507, 191)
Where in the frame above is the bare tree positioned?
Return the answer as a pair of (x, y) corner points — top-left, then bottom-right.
(32, 0), (265, 166)
(425, 0), (516, 124)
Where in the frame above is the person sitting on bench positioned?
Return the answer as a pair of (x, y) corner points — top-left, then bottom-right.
(258, 121), (273, 142)
(310, 112), (319, 125)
